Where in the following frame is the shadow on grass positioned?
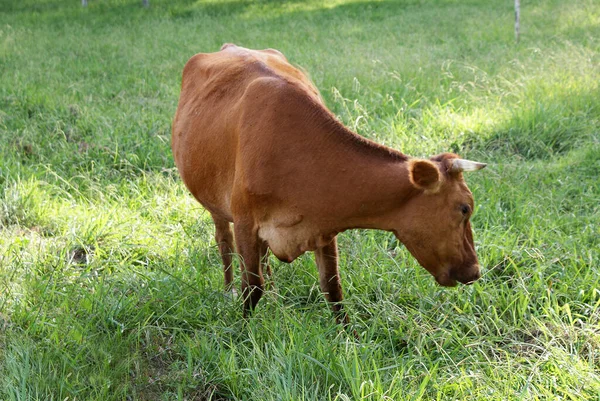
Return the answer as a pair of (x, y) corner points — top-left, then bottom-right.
(0, 0), (65, 13)
(1, 0), (505, 30)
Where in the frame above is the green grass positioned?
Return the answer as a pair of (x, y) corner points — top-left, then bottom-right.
(1, 0), (599, 399)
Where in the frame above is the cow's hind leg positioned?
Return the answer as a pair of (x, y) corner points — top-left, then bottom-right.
(234, 221), (264, 315)
(212, 214), (236, 293)
(314, 237), (349, 326)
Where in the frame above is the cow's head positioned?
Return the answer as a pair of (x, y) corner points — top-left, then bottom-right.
(394, 153), (486, 287)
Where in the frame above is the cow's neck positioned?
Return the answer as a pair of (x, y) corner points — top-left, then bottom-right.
(339, 157), (414, 232)
(318, 126), (417, 233)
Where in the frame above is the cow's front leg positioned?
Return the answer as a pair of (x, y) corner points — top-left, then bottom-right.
(314, 237), (349, 325)
(234, 221), (264, 316)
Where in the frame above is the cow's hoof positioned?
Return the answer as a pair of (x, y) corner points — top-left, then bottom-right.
(224, 288), (238, 299)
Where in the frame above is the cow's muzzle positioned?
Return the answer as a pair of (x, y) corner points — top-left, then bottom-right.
(453, 266), (482, 286)
(435, 273), (457, 287)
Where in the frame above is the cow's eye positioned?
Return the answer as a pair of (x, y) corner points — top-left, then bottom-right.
(461, 204), (471, 215)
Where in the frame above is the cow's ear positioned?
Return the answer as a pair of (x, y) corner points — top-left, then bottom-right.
(409, 159), (441, 191)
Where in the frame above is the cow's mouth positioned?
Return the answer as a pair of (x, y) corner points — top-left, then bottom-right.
(435, 273), (457, 287)
(450, 267), (481, 286)
(436, 267), (481, 287)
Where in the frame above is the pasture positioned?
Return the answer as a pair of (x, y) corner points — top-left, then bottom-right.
(1, 0), (599, 399)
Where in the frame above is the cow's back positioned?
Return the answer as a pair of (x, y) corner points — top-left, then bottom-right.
(172, 44), (320, 220)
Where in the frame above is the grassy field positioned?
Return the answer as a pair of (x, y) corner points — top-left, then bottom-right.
(1, 0), (599, 399)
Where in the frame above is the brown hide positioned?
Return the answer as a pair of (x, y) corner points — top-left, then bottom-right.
(172, 44), (485, 322)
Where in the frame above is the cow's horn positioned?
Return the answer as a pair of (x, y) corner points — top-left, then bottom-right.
(449, 159), (487, 173)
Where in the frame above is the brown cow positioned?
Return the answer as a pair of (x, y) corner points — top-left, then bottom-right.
(172, 44), (486, 324)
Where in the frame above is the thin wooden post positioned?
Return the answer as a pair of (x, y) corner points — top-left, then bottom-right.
(515, 0), (521, 42)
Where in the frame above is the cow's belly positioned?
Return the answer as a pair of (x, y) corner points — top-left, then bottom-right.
(174, 157), (234, 220)
(258, 219), (334, 262)
(172, 115), (236, 221)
